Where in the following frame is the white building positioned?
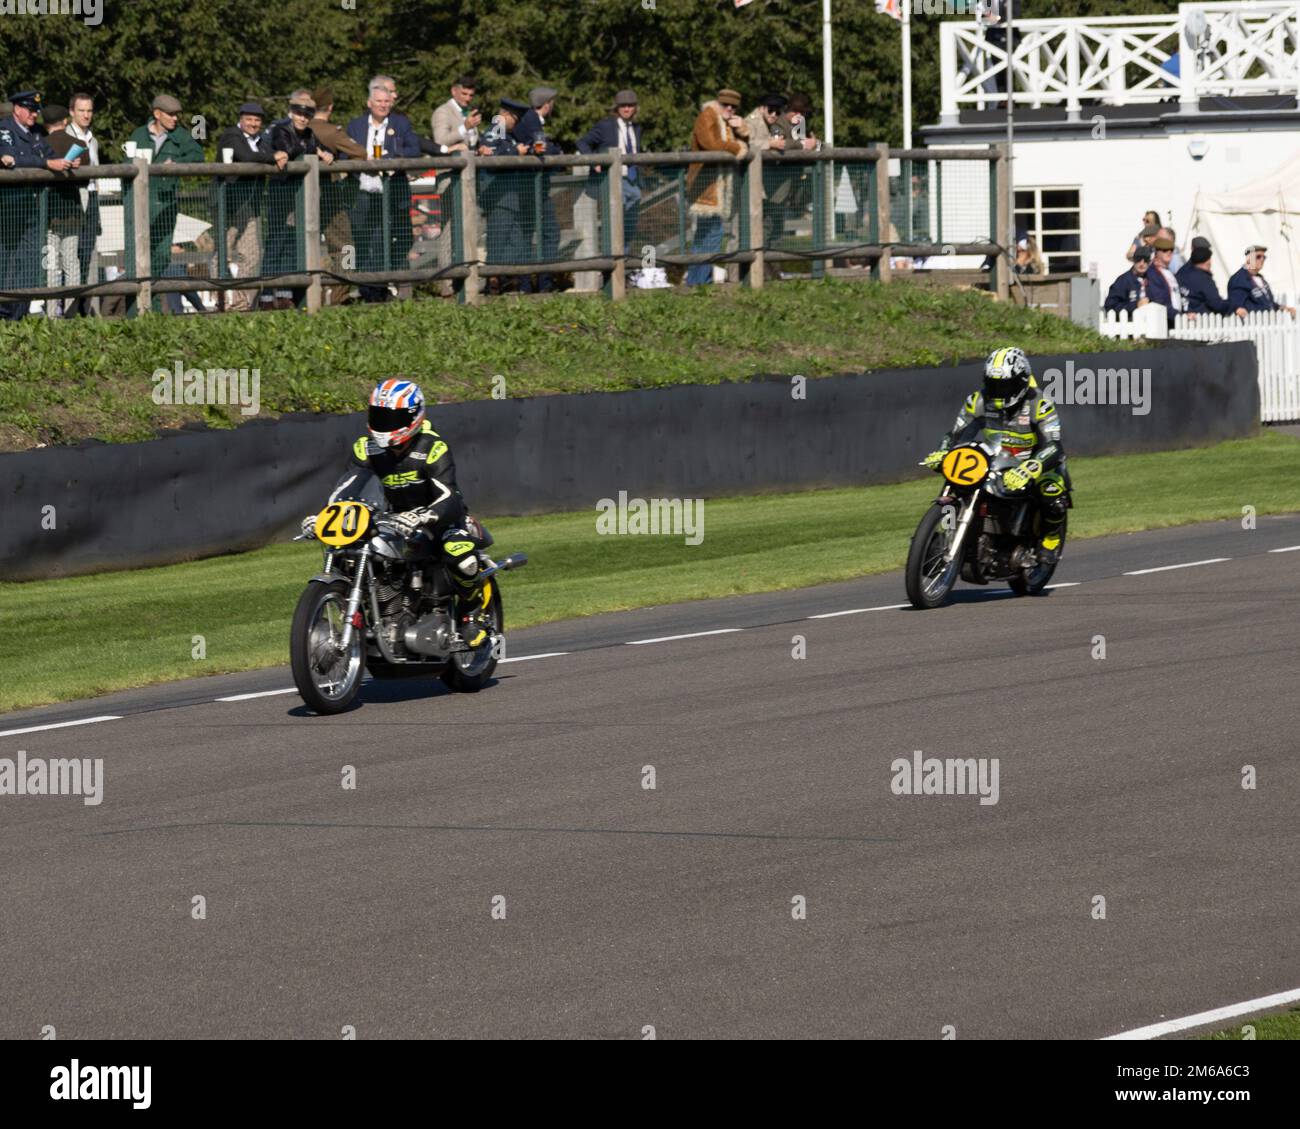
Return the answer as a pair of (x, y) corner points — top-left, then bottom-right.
(922, 1), (1300, 301)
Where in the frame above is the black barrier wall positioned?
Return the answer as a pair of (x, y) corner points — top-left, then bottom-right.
(0, 342), (1260, 580)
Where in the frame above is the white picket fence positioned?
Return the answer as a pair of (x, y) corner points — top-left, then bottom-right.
(1098, 307), (1300, 423)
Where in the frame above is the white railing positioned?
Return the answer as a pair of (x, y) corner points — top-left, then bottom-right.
(1099, 307), (1300, 422)
(940, 2), (1300, 121)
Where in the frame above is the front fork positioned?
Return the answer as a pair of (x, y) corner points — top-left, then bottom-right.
(336, 544), (372, 653)
(942, 492), (982, 565)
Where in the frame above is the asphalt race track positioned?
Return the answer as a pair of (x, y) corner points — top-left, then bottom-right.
(2, 514), (1298, 1039)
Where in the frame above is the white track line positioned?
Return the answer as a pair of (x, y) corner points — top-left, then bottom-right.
(215, 688), (297, 702)
(0, 715), (121, 738)
(1103, 986), (1300, 1040)
(807, 603), (910, 619)
(1044, 582), (1081, 589)
(1123, 558), (1230, 576)
(625, 628), (743, 646)
(1268, 545), (1300, 553)
(499, 652), (569, 664)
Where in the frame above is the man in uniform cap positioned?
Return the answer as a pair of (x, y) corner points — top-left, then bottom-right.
(1228, 244), (1295, 315)
(476, 96), (535, 291)
(575, 88), (645, 244)
(1176, 243), (1241, 316)
(512, 86), (562, 292)
(0, 91), (78, 319)
(127, 94), (204, 307)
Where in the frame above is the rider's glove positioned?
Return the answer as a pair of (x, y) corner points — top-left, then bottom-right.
(1003, 459), (1043, 492)
(300, 514), (317, 539)
(391, 509), (430, 539)
(921, 449), (946, 470)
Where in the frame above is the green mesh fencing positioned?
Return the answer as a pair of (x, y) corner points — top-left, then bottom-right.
(627, 160), (743, 282)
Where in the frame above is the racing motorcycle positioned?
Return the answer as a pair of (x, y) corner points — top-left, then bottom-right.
(905, 439), (1068, 609)
(289, 478), (527, 714)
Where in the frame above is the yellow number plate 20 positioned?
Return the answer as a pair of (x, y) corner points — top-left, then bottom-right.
(940, 446), (990, 487)
(314, 501), (371, 547)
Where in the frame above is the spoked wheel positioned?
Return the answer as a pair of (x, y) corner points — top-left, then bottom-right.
(905, 503), (962, 609)
(1010, 514), (1067, 597)
(441, 583), (503, 693)
(291, 580), (365, 714)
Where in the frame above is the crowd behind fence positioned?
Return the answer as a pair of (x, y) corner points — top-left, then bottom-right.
(0, 145), (1010, 316)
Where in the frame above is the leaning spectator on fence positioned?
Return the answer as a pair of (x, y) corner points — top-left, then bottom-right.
(307, 88), (365, 158)
(128, 94), (203, 299)
(0, 91), (76, 320)
(65, 92), (101, 316)
(575, 89), (644, 243)
(41, 104), (85, 316)
(1103, 244), (1153, 315)
(1227, 245), (1295, 316)
(432, 75), (481, 154)
(511, 86), (564, 294)
(1143, 234), (1189, 326)
(346, 78), (421, 303)
(476, 96), (532, 293)
(266, 91), (332, 307)
(685, 88), (747, 287)
(215, 102), (281, 312)
(1176, 245), (1242, 317)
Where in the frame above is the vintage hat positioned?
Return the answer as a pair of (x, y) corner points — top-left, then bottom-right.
(499, 96), (530, 114)
(237, 102), (266, 118)
(760, 92), (788, 110)
(717, 88), (743, 108)
(1132, 245), (1154, 262)
(151, 94), (182, 114)
(1245, 243), (1268, 254)
(613, 89), (638, 106)
(1189, 246), (1212, 265)
(1151, 235), (1174, 251)
(528, 86), (558, 108)
(9, 91), (42, 111)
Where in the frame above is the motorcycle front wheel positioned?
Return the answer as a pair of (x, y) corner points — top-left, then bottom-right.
(905, 503), (961, 610)
(290, 580), (365, 714)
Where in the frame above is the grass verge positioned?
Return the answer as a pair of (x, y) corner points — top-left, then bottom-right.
(1203, 1007), (1300, 1039)
(0, 278), (1138, 450)
(0, 432), (1295, 714)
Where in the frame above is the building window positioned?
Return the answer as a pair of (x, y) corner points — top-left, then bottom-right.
(1014, 187), (1081, 274)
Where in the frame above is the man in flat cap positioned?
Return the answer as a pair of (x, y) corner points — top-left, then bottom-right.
(0, 92), (79, 318)
(1228, 245), (1294, 315)
(1143, 233), (1187, 325)
(1176, 242), (1242, 317)
(510, 86), (562, 293)
(128, 95), (204, 306)
(685, 88), (748, 286)
(1103, 243), (1152, 315)
(215, 102), (282, 311)
(576, 88), (644, 243)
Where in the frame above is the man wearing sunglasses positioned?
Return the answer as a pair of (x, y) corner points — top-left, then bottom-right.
(267, 91), (334, 307)
(1228, 245), (1296, 315)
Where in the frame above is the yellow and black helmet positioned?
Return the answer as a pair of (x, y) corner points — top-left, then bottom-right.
(983, 346), (1032, 412)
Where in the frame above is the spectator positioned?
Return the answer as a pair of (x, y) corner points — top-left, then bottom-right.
(743, 93), (789, 152)
(685, 88), (747, 287)
(767, 92), (818, 266)
(1103, 244), (1152, 314)
(160, 241), (207, 315)
(741, 93), (790, 267)
(431, 74), (482, 154)
(0, 91), (77, 320)
(216, 102), (281, 312)
(308, 87), (364, 307)
(128, 95), (203, 300)
(65, 92), (102, 316)
(513, 85), (563, 293)
(1126, 210), (1161, 261)
(575, 88), (644, 243)
(41, 104), (85, 317)
(1159, 226), (1184, 273)
(778, 93), (819, 150)
(1228, 245), (1296, 315)
(1176, 244), (1241, 316)
(1143, 234), (1186, 325)
(1013, 234), (1043, 275)
(477, 95), (532, 293)
(266, 91), (332, 307)
(346, 76), (421, 302)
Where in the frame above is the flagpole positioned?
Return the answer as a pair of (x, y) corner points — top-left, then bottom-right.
(823, 0), (834, 145)
(902, 0), (912, 150)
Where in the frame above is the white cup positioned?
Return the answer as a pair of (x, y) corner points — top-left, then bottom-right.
(222, 148), (234, 163)
(123, 141), (137, 158)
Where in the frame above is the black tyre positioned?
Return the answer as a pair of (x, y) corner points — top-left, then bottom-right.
(1010, 514), (1067, 597)
(441, 585), (503, 693)
(905, 503), (962, 609)
(290, 580), (365, 714)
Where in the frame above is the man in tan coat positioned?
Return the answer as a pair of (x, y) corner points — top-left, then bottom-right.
(685, 88), (747, 286)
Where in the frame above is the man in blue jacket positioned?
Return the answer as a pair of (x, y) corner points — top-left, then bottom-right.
(347, 77), (421, 302)
(1103, 244), (1152, 314)
(1176, 244), (1241, 316)
(576, 89), (644, 242)
(512, 86), (562, 293)
(1227, 245), (1295, 315)
(1143, 235), (1187, 326)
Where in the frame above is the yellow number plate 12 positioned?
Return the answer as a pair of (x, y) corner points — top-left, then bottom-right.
(940, 447), (990, 487)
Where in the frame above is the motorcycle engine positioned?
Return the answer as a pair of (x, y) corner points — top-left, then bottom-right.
(402, 608), (455, 659)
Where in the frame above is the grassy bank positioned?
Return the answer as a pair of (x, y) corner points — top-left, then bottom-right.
(0, 279), (1138, 450)
(1, 432), (1294, 713)
(1204, 1008), (1300, 1040)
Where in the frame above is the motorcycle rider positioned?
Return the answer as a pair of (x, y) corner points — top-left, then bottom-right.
(302, 378), (487, 634)
(921, 346), (1069, 564)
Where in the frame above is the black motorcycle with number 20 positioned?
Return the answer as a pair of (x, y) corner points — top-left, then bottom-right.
(290, 496), (527, 714)
(905, 441), (1066, 609)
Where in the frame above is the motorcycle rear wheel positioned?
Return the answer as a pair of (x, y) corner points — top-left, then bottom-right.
(1010, 514), (1067, 596)
(441, 586), (504, 693)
